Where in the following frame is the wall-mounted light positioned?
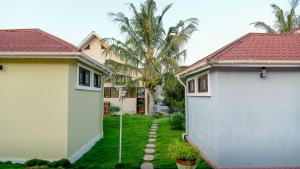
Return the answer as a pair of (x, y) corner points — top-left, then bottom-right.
(0, 65), (3, 70)
(260, 67), (267, 78)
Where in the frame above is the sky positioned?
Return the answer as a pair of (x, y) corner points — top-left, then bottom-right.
(1, 0), (298, 65)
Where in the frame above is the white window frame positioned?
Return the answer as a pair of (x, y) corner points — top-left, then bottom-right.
(186, 70), (211, 97)
(76, 63), (102, 92)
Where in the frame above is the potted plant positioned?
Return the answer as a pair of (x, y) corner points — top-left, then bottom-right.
(169, 140), (200, 169)
(109, 105), (121, 115)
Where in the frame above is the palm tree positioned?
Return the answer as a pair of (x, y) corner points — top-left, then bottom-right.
(103, 0), (198, 114)
(252, 0), (300, 33)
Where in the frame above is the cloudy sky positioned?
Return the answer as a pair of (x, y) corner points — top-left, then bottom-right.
(1, 0), (298, 65)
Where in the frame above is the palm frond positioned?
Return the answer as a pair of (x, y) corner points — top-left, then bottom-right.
(105, 59), (141, 77)
(251, 22), (276, 33)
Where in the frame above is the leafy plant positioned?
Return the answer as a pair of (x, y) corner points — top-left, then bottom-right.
(252, 0), (300, 33)
(169, 112), (185, 130)
(103, 0), (198, 114)
(48, 159), (71, 168)
(152, 113), (161, 119)
(162, 71), (185, 113)
(25, 159), (50, 167)
(169, 140), (200, 162)
(109, 105), (121, 114)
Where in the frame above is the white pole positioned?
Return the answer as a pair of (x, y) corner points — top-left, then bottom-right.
(118, 88), (123, 163)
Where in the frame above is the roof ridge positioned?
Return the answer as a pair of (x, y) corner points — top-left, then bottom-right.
(35, 29), (80, 52)
(79, 31), (105, 48)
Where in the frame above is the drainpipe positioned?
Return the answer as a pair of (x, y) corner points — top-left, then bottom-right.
(176, 75), (189, 140)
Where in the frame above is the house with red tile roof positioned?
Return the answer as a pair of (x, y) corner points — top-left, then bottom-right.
(0, 28), (111, 163)
(79, 31), (149, 115)
(177, 32), (300, 169)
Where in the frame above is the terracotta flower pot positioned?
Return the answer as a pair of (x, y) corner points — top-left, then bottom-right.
(176, 159), (197, 169)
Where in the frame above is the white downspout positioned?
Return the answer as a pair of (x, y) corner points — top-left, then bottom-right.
(176, 75), (189, 139)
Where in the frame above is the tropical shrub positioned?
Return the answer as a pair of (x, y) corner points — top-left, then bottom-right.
(162, 71), (185, 113)
(48, 159), (71, 168)
(25, 159), (50, 167)
(169, 140), (200, 162)
(169, 112), (185, 130)
(109, 105), (121, 115)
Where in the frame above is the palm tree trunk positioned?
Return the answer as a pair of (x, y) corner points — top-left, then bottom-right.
(148, 89), (156, 115)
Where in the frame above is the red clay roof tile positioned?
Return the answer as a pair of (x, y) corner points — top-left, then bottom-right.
(181, 33), (300, 74)
(0, 28), (80, 52)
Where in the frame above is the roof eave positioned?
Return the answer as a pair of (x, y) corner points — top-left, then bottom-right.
(177, 60), (300, 78)
(0, 52), (112, 76)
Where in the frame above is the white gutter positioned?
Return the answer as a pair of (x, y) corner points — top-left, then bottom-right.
(0, 52), (112, 76)
(178, 60), (300, 78)
(176, 75), (189, 138)
(178, 65), (211, 79)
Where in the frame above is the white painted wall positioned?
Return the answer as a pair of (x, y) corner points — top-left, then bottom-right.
(187, 67), (300, 168)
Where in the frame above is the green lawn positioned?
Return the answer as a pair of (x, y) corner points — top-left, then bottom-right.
(153, 117), (211, 169)
(0, 115), (153, 169)
(0, 115), (211, 169)
(71, 115), (154, 169)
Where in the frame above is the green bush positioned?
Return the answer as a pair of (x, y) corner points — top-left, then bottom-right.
(109, 105), (121, 114)
(25, 158), (70, 168)
(48, 159), (71, 168)
(169, 140), (200, 162)
(152, 113), (161, 119)
(25, 159), (50, 167)
(169, 112), (185, 130)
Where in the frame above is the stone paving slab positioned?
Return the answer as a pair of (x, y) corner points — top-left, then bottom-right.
(143, 154), (154, 161)
(148, 135), (157, 138)
(146, 143), (155, 148)
(150, 128), (157, 131)
(148, 138), (156, 142)
(152, 120), (158, 124)
(140, 162), (153, 169)
(149, 132), (156, 135)
(145, 148), (155, 154)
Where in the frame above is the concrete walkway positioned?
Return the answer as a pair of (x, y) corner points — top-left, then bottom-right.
(140, 120), (159, 169)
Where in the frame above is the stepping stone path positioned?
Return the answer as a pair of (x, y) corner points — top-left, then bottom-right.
(140, 120), (159, 169)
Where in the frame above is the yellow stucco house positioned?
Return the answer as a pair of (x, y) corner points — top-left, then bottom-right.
(0, 28), (111, 163)
(79, 31), (150, 115)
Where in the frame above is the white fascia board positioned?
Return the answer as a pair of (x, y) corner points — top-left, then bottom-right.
(0, 52), (112, 76)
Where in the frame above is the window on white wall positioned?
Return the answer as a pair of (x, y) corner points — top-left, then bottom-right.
(188, 79), (195, 93)
(198, 74), (208, 93)
(94, 73), (101, 88)
(187, 71), (211, 97)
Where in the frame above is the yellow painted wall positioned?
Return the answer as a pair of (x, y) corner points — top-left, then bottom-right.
(67, 61), (103, 157)
(0, 59), (69, 160)
(0, 58), (104, 162)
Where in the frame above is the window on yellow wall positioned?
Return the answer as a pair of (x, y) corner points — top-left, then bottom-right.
(79, 67), (90, 86)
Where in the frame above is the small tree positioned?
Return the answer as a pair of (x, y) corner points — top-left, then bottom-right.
(162, 71), (185, 113)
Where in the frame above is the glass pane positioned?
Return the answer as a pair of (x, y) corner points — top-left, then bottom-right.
(201, 79), (206, 90)
(111, 88), (119, 98)
(94, 74), (101, 88)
